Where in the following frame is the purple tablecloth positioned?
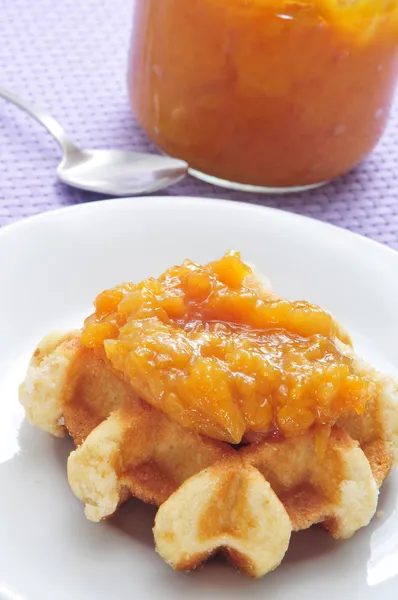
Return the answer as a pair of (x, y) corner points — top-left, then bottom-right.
(1, 0), (398, 250)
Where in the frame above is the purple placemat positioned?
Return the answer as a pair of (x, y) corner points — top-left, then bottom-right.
(1, 0), (398, 250)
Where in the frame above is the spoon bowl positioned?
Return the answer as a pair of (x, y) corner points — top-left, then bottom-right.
(58, 148), (187, 196)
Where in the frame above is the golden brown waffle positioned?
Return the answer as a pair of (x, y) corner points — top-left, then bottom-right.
(19, 330), (398, 578)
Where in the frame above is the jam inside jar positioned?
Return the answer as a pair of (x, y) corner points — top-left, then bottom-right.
(128, 0), (398, 192)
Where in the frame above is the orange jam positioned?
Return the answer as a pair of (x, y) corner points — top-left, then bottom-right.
(81, 253), (377, 444)
(129, 0), (398, 189)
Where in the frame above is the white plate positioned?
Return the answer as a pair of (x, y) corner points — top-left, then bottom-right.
(0, 197), (398, 600)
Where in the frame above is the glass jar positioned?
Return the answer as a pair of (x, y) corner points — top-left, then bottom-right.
(128, 1), (398, 193)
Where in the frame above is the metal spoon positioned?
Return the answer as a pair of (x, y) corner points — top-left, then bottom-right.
(0, 86), (188, 196)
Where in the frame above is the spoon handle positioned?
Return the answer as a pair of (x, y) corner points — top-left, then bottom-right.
(0, 86), (79, 156)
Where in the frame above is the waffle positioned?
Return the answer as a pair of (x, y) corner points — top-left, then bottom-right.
(19, 328), (398, 578)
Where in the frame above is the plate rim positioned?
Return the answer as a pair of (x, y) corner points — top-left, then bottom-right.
(0, 195), (397, 266)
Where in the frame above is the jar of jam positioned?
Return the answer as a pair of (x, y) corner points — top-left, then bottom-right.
(128, 1), (398, 193)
